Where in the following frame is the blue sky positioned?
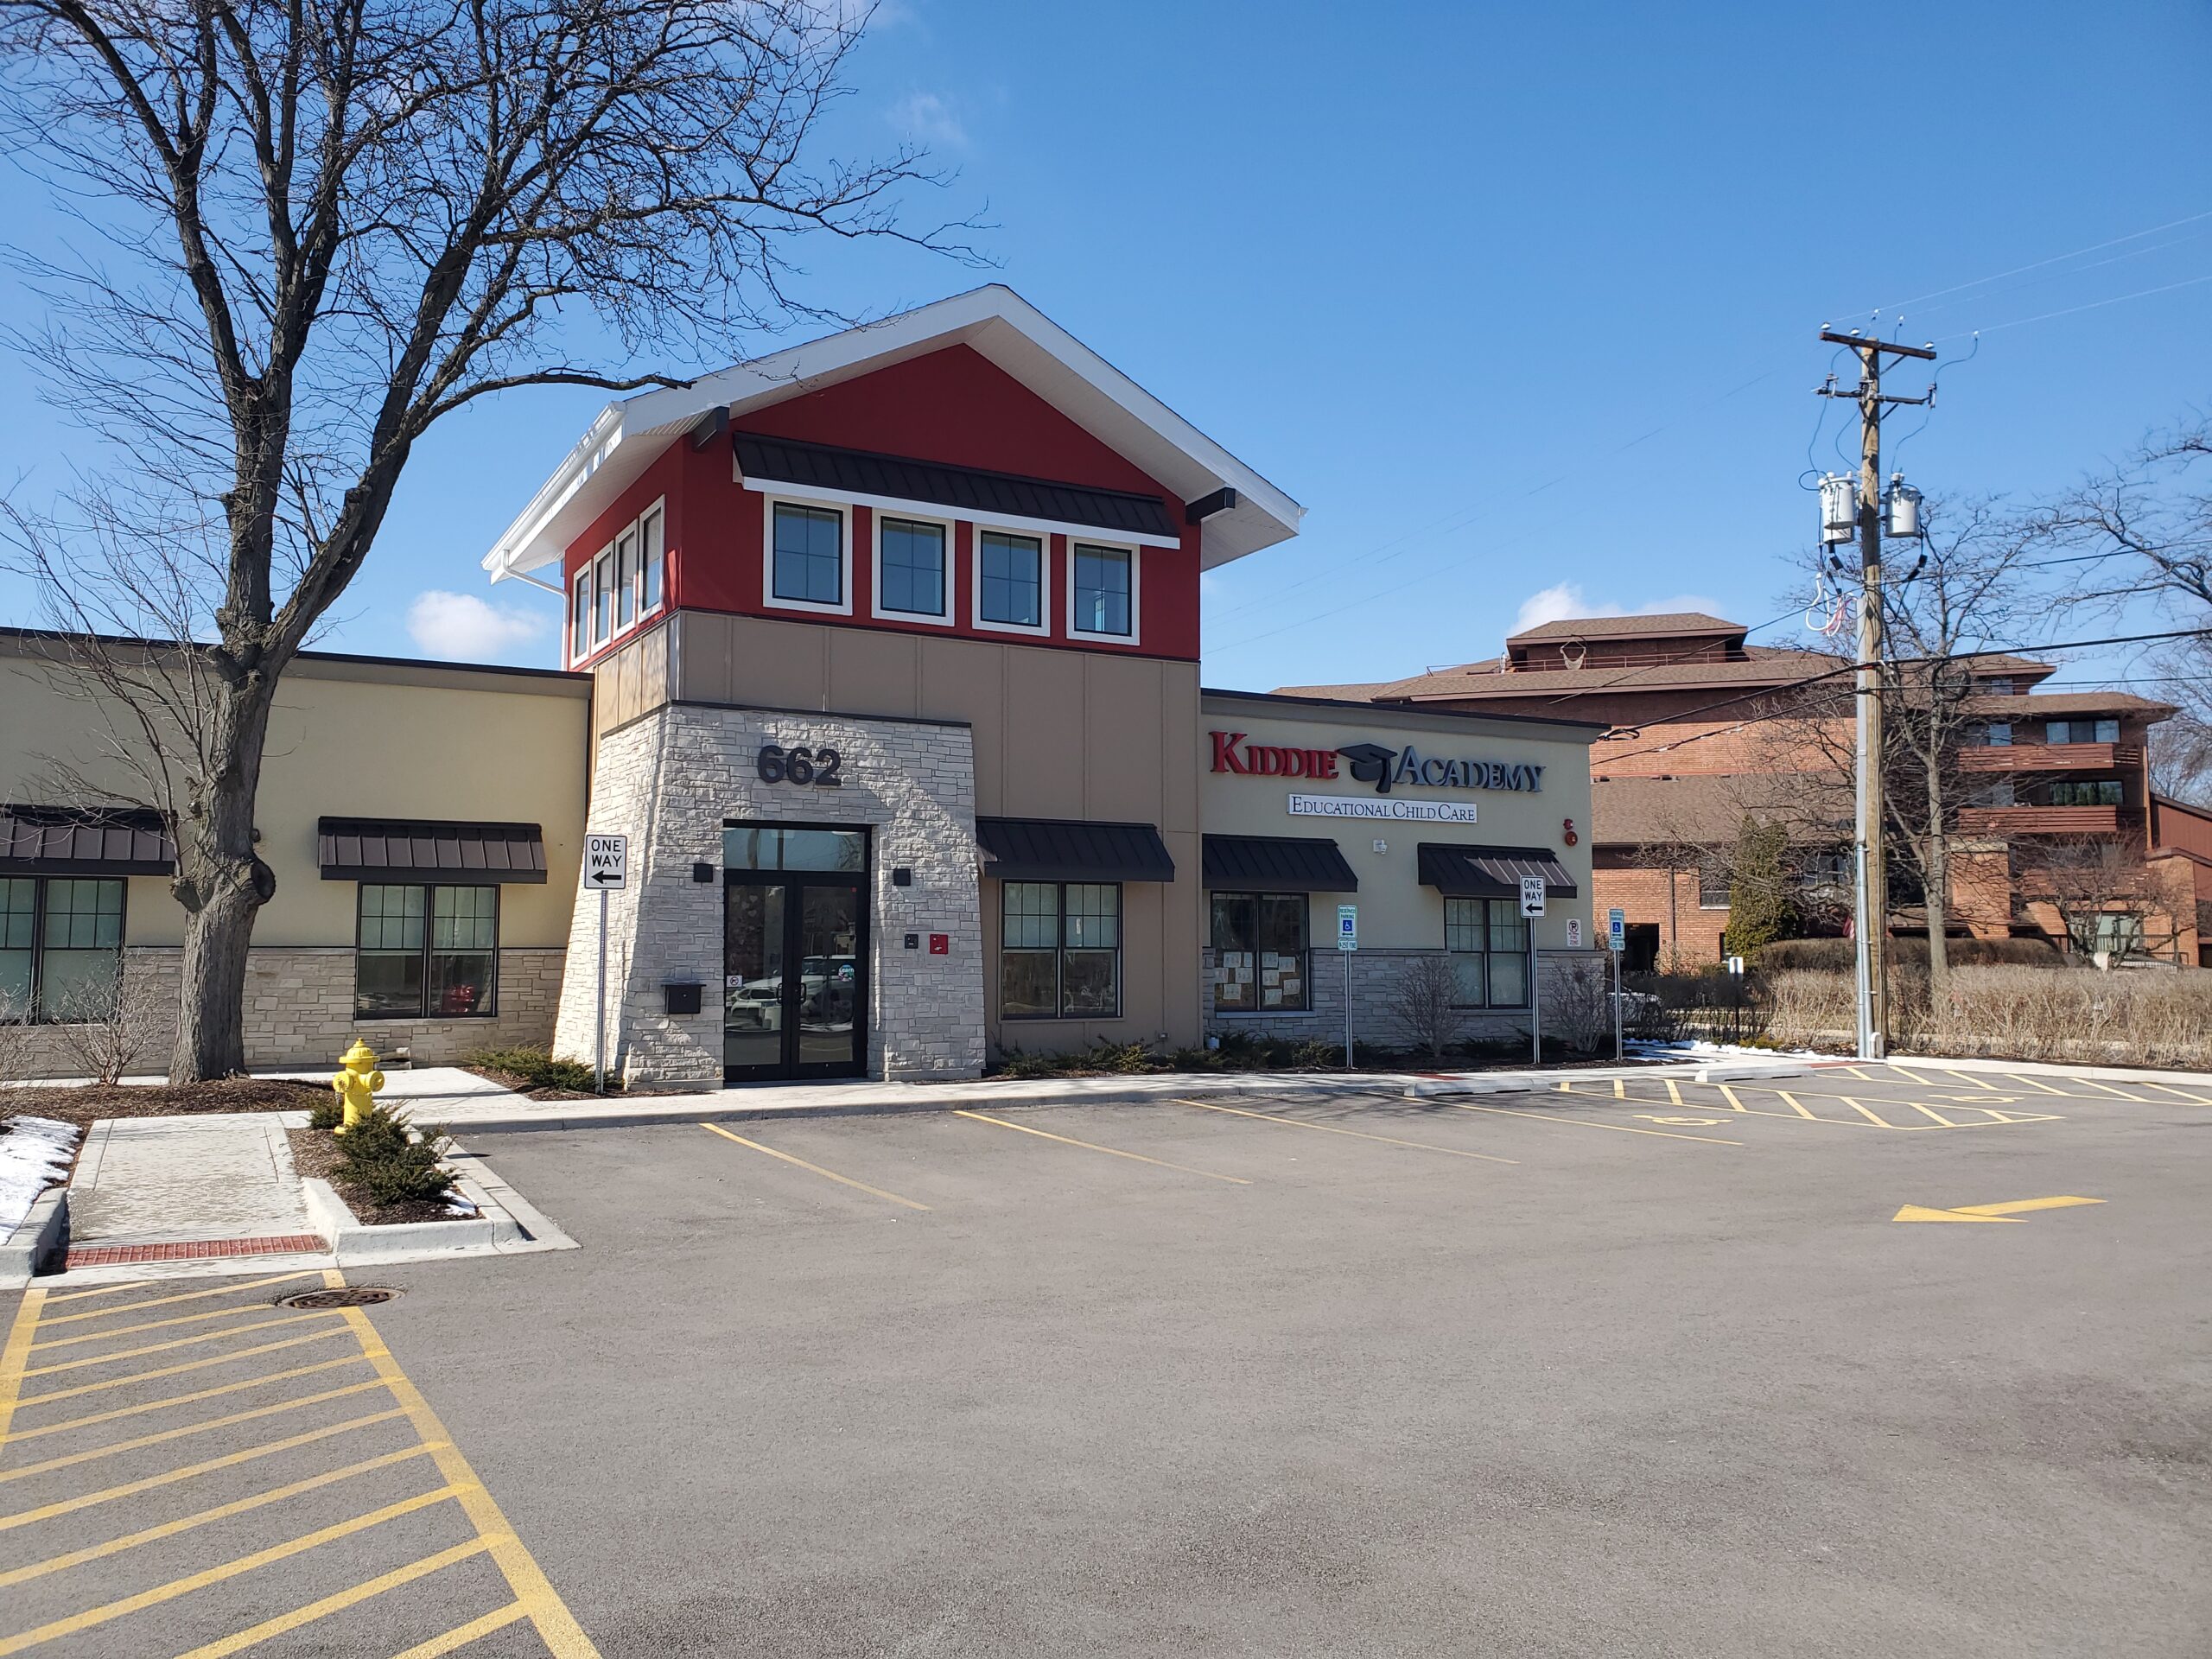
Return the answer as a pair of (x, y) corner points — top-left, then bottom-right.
(1, 1), (2207, 698)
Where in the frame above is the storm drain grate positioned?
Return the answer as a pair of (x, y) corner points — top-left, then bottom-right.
(276, 1286), (402, 1310)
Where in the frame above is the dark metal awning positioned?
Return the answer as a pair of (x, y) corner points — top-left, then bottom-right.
(0, 807), (175, 875)
(975, 817), (1176, 883)
(735, 434), (1177, 542)
(1202, 834), (1357, 892)
(1416, 842), (1578, 899)
(318, 818), (548, 884)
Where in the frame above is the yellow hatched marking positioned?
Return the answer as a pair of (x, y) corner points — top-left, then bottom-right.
(0, 1378), (386, 1482)
(22, 1312), (335, 1378)
(0, 1442), (439, 1589)
(1838, 1065), (1878, 1080)
(3, 1355), (367, 1445)
(2073, 1077), (2156, 1103)
(1664, 1078), (1686, 1106)
(0, 1484), (461, 1656)
(0, 1408), (406, 1532)
(337, 1283), (602, 1657)
(699, 1122), (931, 1211)
(388, 1603), (531, 1659)
(2000, 1071), (2072, 1096)
(32, 1300), (341, 1352)
(1772, 1090), (1818, 1120)
(0, 1291), (44, 1446)
(170, 1535), (493, 1659)
(1955, 1195), (2104, 1217)
(1838, 1096), (1897, 1128)
(1615, 1090), (1896, 1131)
(1445, 1102), (1739, 1146)
(1940, 1068), (1998, 1090)
(12, 1327), (353, 1408)
(37, 1281), (153, 1306)
(1897, 1100), (1962, 1127)
(36, 1272), (323, 1327)
(956, 1109), (1253, 1185)
(1611, 1078), (1626, 1099)
(1713, 1084), (1751, 1114)
(1180, 1099), (1516, 1163)
(2136, 1079), (2212, 1104)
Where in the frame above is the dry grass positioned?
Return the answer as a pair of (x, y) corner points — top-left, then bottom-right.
(1762, 965), (2212, 1068)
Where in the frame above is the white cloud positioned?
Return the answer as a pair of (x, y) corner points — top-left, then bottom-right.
(887, 90), (966, 149)
(1511, 582), (1727, 635)
(406, 590), (548, 662)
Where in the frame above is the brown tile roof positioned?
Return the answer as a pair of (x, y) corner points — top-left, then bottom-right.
(1280, 645), (1846, 705)
(1507, 612), (1742, 644)
(1592, 772), (1843, 848)
(1968, 692), (2176, 718)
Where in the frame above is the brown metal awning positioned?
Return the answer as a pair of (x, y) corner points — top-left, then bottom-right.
(1202, 834), (1357, 892)
(317, 818), (547, 884)
(975, 817), (1176, 883)
(1416, 842), (1578, 899)
(0, 807), (175, 875)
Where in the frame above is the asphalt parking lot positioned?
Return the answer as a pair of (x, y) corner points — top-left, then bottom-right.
(5, 1062), (2209, 1656)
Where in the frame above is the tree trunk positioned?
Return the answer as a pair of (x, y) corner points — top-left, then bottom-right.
(169, 680), (277, 1081)
(1923, 761), (1951, 1014)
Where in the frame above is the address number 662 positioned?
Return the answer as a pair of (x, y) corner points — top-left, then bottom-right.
(756, 743), (842, 786)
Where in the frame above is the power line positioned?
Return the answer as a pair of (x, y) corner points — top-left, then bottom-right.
(1935, 271), (2212, 342)
(1846, 207), (2212, 316)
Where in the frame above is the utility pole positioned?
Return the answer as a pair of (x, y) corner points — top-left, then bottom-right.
(1816, 330), (1935, 1060)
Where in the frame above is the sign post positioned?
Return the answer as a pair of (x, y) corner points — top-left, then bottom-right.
(583, 834), (629, 1094)
(1520, 876), (1547, 1066)
(1606, 906), (1626, 1060)
(1337, 904), (1358, 1068)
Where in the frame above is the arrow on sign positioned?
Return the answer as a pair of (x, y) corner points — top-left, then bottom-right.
(1892, 1195), (2103, 1224)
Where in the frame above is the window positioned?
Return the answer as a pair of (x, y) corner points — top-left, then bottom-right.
(0, 876), (124, 1021)
(1000, 881), (1121, 1019)
(978, 531), (1044, 629)
(1071, 543), (1133, 637)
(591, 549), (613, 645)
(771, 502), (844, 607)
(2048, 779), (2124, 807)
(570, 569), (590, 662)
(1973, 781), (2018, 807)
(1980, 721), (2012, 747)
(1211, 893), (1309, 1012)
(2046, 719), (2120, 745)
(640, 504), (664, 614)
(722, 825), (868, 872)
(614, 525), (637, 631)
(1982, 677), (2014, 696)
(877, 517), (947, 617)
(1445, 898), (1527, 1008)
(1697, 861), (1731, 908)
(355, 883), (498, 1019)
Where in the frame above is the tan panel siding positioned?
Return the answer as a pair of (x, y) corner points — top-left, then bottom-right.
(827, 625), (921, 719)
(1001, 649), (1086, 820)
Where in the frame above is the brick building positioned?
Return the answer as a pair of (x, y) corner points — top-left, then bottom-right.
(1283, 611), (2203, 969)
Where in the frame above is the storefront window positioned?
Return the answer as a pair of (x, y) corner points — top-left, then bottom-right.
(356, 883), (498, 1019)
(979, 531), (1042, 626)
(0, 875), (123, 1021)
(1211, 893), (1309, 1012)
(772, 503), (844, 605)
(879, 518), (946, 616)
(1001, 881), (1121, 1019)
(1445, 898), (1527, 1009)
(1071, 544), (1131, 636)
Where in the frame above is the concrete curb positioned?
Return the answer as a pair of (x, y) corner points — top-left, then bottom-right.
(0, 1187), (68, 1286)
(1884, 1054), (2212, 1088)
(301, 1176), (496, 1263)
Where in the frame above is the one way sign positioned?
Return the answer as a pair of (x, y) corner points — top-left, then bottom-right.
(585, 834), (629, 890)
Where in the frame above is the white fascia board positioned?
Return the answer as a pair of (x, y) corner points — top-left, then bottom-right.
(484, 283), (1305, 582)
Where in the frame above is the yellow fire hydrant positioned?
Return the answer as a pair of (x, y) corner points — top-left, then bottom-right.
(330, 1039), (385, 1135)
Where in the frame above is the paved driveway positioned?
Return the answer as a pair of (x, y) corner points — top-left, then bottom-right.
(5, 1062), (2209, 1656)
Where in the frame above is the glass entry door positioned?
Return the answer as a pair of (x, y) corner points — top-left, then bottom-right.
(724, 869), (868, 1081)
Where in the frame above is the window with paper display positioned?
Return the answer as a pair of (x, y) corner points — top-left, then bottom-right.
(1210, 893), (1310, 1012)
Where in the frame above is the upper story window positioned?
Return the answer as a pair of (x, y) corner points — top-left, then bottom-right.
(1982, 677), (2014, 695)
(1070, 543), (1135, 639)
(2048, 779), (2124, 807)
(570, 569), (589, 661)
(976, 530), (1046, 632)
(640, 504), (664, 614)
(1979, 721), (2012, 747)
(767, 501), (849, 613)
(875, 516), (948, 620)
(2047, 718), (2120, 745)
(570, 499), (666, 664)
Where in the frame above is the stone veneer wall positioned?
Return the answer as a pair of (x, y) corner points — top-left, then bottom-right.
(1204, 947), (1611, 1051)
(9, 945), (563, 1080)
(552, 703), (985, 1086)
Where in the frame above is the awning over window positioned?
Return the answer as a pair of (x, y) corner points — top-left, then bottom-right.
(317, 818), (548, 884)
(735, 434), (1177, 542)
(1416, 842), (1578, 899)
(976, 817), (1176, 883)
(1202, 834), (1357, 892)
(0, 808), (175, 875)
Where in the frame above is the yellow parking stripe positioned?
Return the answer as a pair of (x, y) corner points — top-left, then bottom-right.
(1941, 1068), (1998, 1090)
(1897, 1100), (1961, 1127)
(2073, 1077), (2155, 1102)
(699, 1122), (931, 1211)
(0, 1408), (407, 1532)
(2, 1355), (368, 1445)
(36, 1273), (323, 1327)
(2136, 1079), (2212, 1103)
(338, 1295), (602, 1658)
(957, 1109), (1253, 1185)
(0, 1291), (43, 1446)
(170, 1535), (493, 1659)
(0, 1378), (387, 1483)
(36, 1281), (151, 1305)
(0, 1484), (462, 1656)
(1773, 1091), (1818, 1120)
(1179, 1099), (1517, 1164)
(32, 1300), (340, 1352)
(0, 1442), (440, 1589)
(2002, 1071), (2071, 1095)
(1446, 1102), (1740, 1146)
(1838, 1096), (1897, 1128)
(388, 1603), (531, 1659)
(1664, 1079), (1686, 1106)
(1714, 1084), (1751, 1114)
(1611, 1078), (1626, 1099)
(10, 1327), (353, 1408)
(22, 1312), (337, 1378)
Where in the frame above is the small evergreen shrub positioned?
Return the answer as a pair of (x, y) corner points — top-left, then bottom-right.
(334, 1104), (457, 1207)
(463, 1045), (602, 1092)
(307, 1097), (344, 1131)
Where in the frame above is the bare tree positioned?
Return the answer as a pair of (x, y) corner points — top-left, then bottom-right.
(2148, 710), (2212, 806)
(0, 1), (971, 1079)
(2030, 837), (2172, 966)
(1385, 955), (1462, 1059)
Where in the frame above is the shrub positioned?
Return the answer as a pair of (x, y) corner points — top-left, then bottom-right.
(1726, 817), (1797, 957)
(1386, 956), (1464, 1058)
(1290, 1038), (1343, 1069)
(1760, 937), (2063, 972)
(307, 1097), (344, 1131)
(464, 1045), (601, 1092)
(1548, 961), (1612, 1055)
(333, 1104), (457, 1206)
(1083, 1039), (1159, 1074)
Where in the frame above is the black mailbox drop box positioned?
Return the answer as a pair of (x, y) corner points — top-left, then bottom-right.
(662, 981), (704, 1016)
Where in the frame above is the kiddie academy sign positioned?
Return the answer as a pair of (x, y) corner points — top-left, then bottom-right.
(1209, 732), (1545, 795)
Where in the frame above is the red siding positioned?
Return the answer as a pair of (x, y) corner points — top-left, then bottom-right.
(561, 345), (1200, 666)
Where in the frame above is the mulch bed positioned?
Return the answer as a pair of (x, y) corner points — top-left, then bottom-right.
(285, 1126), (469, 1228)
(2, 1077), (329, 1132)
(461, 1064), (685, 1102)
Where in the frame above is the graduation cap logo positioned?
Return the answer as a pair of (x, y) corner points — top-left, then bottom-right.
(1337, 743), (1401, 795)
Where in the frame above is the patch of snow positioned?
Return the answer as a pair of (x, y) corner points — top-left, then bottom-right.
(1627, 1039), (1838, 1061)
(1, 1116), (79, 1235)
